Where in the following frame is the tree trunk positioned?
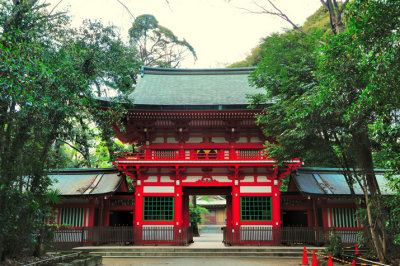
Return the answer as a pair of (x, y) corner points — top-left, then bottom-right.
(190, 195), (197, 207)
(353, 129), (387, 262)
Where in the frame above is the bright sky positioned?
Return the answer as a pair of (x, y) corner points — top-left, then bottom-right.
(52, 0), (322, 68)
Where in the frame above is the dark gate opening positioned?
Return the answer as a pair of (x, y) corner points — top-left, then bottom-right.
(109, 211), (133, 226)
(183, 187), (232, 242)
(282, 210), (308, 227)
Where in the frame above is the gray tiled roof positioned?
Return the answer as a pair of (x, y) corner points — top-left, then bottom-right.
(49, 168), (123, 196)
(129, 66), (259, 106)
(291, 167), (394, 196)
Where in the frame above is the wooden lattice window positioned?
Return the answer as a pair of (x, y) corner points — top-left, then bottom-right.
(143, 196), (174, 221)
(240, 196), (272, 221)
(332, 208), (358, 228)
(238, 149), (260, 159)
(60, 208), (85, 227)
(154, 150), (176, 159)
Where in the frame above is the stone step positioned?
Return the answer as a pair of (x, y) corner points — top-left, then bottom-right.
(89, 251), (304, 257)
(76, 247), (313, 253)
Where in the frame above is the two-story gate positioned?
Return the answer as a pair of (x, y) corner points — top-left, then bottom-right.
(113, 67), (301, 244)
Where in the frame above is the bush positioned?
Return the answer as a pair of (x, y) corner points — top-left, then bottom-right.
(325, 231), (342, 258)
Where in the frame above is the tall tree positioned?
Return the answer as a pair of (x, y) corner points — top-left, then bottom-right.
(129, 14), (196, 68)
(0, 0), (138, 260)
(249, 0), (400, 261)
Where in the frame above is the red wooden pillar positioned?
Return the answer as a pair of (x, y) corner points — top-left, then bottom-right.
(144, 147), (151, 159)
(178, 147), (185, 160)
(231, 185), (240, 227)
(272, 182), (281, 227)
(104, 197), (110, 226)
(182, 194), (189, 227)
(229, 148), (236, 159)
(174, 185), (183, 227)
(134, 184), (144, 226)
(321, 199), (328, 228)
(226, 195), (232, 227)
(88, 199), (95, 227)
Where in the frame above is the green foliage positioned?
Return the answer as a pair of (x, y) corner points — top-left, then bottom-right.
(189, 204), (209, 237)
(227, 6), (331, 68)
(249, 29), (338, 167)
(302, 6), (331, 34)
(250, 0), (400, 261)
(0, 0), (138, 260)
(325, 231), (343, 258)
(129, 14), (196, 68)
(227, 46), (263, 68)
(189, 204), (210, 224)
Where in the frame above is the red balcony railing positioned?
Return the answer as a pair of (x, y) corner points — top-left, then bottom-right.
(115, 150), (275, 162)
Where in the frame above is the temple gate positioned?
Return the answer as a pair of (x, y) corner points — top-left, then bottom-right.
(112, 67), (301, 244)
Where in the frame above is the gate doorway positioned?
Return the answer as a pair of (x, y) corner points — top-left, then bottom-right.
(182, 187), (232, 244)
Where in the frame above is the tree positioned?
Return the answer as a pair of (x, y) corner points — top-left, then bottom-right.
(0, 0), (138, 260)
(129, 14), (196, 68)
(250, 0), (400, 262)
(227, 6), (331, 68)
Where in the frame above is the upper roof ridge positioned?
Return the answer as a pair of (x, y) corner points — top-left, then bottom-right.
(141, 66), (256, 76)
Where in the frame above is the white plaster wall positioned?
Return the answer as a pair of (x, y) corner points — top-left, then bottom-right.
(240, 186), (271, 193)
(242, 176), (255, 182)
(160, 176), (173, 182)
(144, 176), (158, 182)
(250, 136), (263, 143)
(211, 137), (228, 143)
(152, 137), (164, 143)
(182, 176), (202, 183)
(143, 186), (174, 193)
(186, 137), (203, 143)
(166, 137), (178, 143)
(212, 176), (230, 182)
(257, 176), (269, 182)
(236, 137), (248, 143)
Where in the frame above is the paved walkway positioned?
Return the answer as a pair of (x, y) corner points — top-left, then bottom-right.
(191, 232), (225, 248)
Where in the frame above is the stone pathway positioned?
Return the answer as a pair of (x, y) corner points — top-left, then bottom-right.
(101, 232), (311, 265)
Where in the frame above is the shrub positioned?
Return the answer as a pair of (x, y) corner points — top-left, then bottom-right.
(325, 231), (342, 258)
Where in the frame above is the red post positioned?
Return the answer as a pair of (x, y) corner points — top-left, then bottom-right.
(134, 185), (143, 227)
(231, 185), (240, 228)
(104, 197), (110, 226)
(174, 185), (183, 227)
(272, 181), (281, 227)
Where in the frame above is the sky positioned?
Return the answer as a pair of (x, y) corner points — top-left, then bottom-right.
(51, 0), (322, 68)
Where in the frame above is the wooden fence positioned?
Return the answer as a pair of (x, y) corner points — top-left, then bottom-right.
(51, 226), (193, 246)
(222, 227), (363, 246)
(51, 226), (360, 247)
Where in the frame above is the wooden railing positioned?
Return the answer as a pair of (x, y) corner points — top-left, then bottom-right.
(51, 226), (193, 246)
(51, 226), (359, 246)
(116, 151), (274, 162)
(222, 227), (364, 246)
